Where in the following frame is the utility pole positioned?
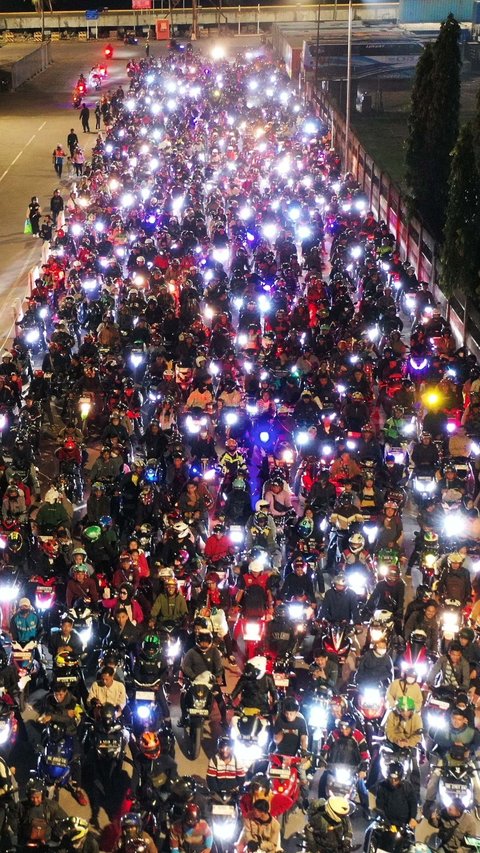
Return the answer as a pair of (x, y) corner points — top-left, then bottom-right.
(192, 0), (198, 40)
(314, 0), (321, 95)
(345, 0), (353, 168)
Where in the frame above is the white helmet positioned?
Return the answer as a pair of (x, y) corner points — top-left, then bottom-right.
(248, 556), (265, 575)
(348, 533), (365, 553)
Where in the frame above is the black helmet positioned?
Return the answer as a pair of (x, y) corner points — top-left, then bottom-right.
(250, 773), (271, 795)
(275, 603), (288, 620)
(339, 713), (356, 729)
(217, 736), (234, 756)
(388, 761), (404, 780)
(26, 776), (46, 797)
(100, 702), (117, 729)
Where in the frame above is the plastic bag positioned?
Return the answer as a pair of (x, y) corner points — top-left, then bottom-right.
(24, 218), (33, 235)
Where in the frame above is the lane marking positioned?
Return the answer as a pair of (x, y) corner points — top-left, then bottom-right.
(0, 120), (47, 185)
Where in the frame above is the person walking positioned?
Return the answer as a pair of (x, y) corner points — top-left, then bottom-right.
(67, 128), (78, 157)
(50, 188), (64, 229)
(72, 147), (85, 177)
(79, 103), (90, 133)
(94, 102), (101, 130)
(52, 144), (66, 179)
(26, 196), (41, 236)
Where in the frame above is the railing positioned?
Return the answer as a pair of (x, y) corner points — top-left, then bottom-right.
(307, 81), (480, 359)
(0, 2), (399, 32)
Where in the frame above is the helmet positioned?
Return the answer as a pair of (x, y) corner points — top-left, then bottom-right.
(387, 761), (404, 781)
(253, 512), (268, 528)
(217, 736), (234, 757)
(84, 524), (101, 542)
(26, 776), (46, 797)
(459, 627), (474, 642)
(332, 572), (346, 589)
(121, 812), (142, 831)
(348, 533), (365, 553)
(396, 696), (415, 713)
(325, 796), (350, 822)
(275, 603), (288, 620)
(173, 522), (190, 540)
(99, 515), (112, 529)
(142, 634), (161, 660)
(58, 816), (90, 843)
(139, 731), (161, 759)
(205, 572), (220, 585)
(248, 555), (265, 574)
(339, 713), (356, 729)
(196, 631), (213, 650)
(232, 477), (246, 490)
(184, 802), (200, 826)
(447, 552), (464, 566)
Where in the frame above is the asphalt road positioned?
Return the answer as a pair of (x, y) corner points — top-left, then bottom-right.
(0, 35), (444, 852)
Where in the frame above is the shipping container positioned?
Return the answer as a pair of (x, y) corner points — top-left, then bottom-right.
(399, 0), (474, 23)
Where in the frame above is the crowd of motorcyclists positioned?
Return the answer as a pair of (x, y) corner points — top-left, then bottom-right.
(0, 33), (478, 853)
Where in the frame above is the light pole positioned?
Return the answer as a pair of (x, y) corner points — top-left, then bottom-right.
(314, 0), (321, 96)
(344, 0), (353, 169)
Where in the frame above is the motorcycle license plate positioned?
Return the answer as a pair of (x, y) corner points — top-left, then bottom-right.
(37, 586), (52, 594)
(269, 768), (290, 780)
(49, 757), (68, 767)
(189, 708), (209, 716)
(447, 784), (468, 792)
(273, 675), (290, 687)
(135, 690), (155, 702)
(55, 676), (76, 684)
(212, 804), (236, 816)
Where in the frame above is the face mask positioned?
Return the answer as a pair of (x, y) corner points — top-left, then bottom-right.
(374, 649), (387, 657)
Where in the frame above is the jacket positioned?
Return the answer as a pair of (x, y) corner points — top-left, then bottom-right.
(151, 592), (188, 623)
(376, 779), (418, 824)
(321, 588), (359, 624)
(385, 679), (423, 712)
(305, 800), (352, 853)
(356, 650), (394, 686)
(181, 645), (224, 681)
(237, 815), (281, 853)
(66, 576), (99, 608)
(323, 728), (370, 766)
(426, 654), (470, 690)
(384, 709), (423, 747)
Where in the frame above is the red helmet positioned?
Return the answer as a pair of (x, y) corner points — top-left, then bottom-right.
(139, 731), (160, 759)
(184, 802), (200, 826)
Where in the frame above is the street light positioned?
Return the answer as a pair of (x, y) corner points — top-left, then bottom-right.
(345, 0), (353, 169)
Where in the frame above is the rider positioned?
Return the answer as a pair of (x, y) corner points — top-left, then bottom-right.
(169, 803), (213, 853)
(230, 655), (278, 717)
(180, 630), (228, 727)
(206, 735), (246, 798)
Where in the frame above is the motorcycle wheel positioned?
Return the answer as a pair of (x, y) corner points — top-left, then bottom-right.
(189, 723), (202, 760)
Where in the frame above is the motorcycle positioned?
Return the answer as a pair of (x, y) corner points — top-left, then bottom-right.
(230, 707), (269, 766)
(402, 629), (432, 682)
(181, 671), (214, 760)
(364, 818), (415, 853)
(353, 683), (386, 747)
(440, 598), (462, 650)
(267, 752), (302, 831)
(302, 685), (331, 767)
(37, 722), (88, 804)
(439, 763), (474, 809)
(318, 620), (355, 666)
(10, 639), (42, 711)
(211, 790), (240, 853)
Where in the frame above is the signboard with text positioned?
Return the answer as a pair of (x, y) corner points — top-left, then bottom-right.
(132, 0), (152, 9)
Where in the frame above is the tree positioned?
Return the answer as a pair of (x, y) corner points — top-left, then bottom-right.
(441, 122), (480, 299)
(405, 14), (461, 238)
(405, 43), (435, 220)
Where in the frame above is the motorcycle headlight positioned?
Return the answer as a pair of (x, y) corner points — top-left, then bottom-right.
(79, 626), (92, 646)
(26, 329), (40, 344)
(335, 767), (352, 785)
(427, 712), (447, 730)
(442, 613), (459, 633)
(347, 571), (366, 593)
(130, 353), (143, 368)
(214, 822), (236, 841)
(0, 586), (18, 603)
(308, 706), (328, 729)
(225, 413), (238, 426)
(137, 705), (151, 720)
(0, 727), (10, 745)
(288, 603), (304, 620)
(258, 727), (268, 746)
(230, 527), (244, 544)
(296, 431), (310, 446)
(361, 687), (381, 704)
(193, 697), (207, 709)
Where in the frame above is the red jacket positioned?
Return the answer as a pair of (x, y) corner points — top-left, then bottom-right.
(204, 534), (234, 563)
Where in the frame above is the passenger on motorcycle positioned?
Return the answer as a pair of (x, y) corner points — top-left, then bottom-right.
(437, 552), (472, 607)
(356, 640), (394, 687)
(404, 599), (439, 655)
(206, 735), (246, 797)
(180, 630), (227, 727)
(424, 743), (480, 818)
(204, 523), (235, 564)
(281, 557), (316, 605)
(230, 656), (277, 718)
(150, 577), (188, 628)
(319, 713), (370, 812)
(305, 795), (353, 853)
(373, 761), (418, 829)
(383, 696), (422, 793)
(308, 647), (339, 691)
(236, 797), (281, 853)
(9, 597), (40, 644)
(385, 668), (424, 712)
(273, 697), (310, 808)
(426, 643), (471, 691)
(264, 603), (297, 659)
(17, 777), (67, 846)
(320, 573), (360, 625)
(411, 432), (439, 470)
